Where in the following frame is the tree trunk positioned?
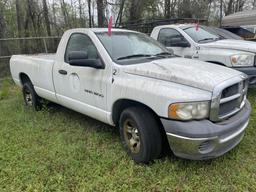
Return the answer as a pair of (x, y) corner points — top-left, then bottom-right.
(88, 0), (92, 27)
(0, 3), (5, 39)
(52, 0), (59, 35)
(226, 0), (234, 15)
(0, 2), (5, 56)
(78, 0), (84, 27)
(42, 0), (51, 36)
(170, 0), (177, 17)
(15, 0), (23, 38)
(61, 0), (69, 27)
(129, 0), (144, 22)
(26, 0), (38, 36)
(115, 0), (125, 27)
(96, 0), (104, 27)
(165, 0), (171, 18)
(92, 0), (95, 27)
(178, 0), (192, 18)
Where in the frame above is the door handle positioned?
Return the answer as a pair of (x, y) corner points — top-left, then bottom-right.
(184, 55), (192, 59)
(58, 70), (67, 75)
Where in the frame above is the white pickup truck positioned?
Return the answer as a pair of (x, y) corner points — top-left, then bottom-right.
(151, 24), (256, 85)
(10, 28), (251, 163)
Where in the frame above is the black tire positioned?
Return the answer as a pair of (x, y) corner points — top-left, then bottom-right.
(119, 107), (162, 163)
(22, 82), (42, 111)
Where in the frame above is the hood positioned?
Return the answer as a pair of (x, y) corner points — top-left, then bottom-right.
(202, 39), (256, 53)
(122, 58), (242, 91)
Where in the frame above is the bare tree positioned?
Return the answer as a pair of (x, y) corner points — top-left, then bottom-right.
(129, 0), (144, 22)
(42, 0), (51, 36)
(97, 0), (104, 27)
(165, 0), (171, 18)
(78, 0), (84, 26)
(88, 0), (92, 27)
(225, 0), (234, 15)
(115, 0), (126, 26)
(26, 0), (38, 36)
(0, 1), (6, 40)
(60, 0), (69, 27)
(15, 0), (23, 38)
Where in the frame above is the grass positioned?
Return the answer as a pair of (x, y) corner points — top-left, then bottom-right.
(0, 79), (256, 192)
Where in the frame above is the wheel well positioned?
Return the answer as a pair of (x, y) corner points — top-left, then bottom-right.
(206, 61), (226, 66)
(112, 99), (158, 126)
(19, 73), (31, 85)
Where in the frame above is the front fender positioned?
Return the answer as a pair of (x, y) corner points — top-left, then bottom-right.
(197, 48), (238, 67)
(109, 72), (212, 118)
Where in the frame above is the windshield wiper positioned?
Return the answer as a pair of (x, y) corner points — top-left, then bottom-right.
(117, 54), (155, 60)
(198, 38), (219, 43)
(155, 52), (174, 57)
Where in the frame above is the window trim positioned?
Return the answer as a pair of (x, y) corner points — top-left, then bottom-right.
(157, 28), (190, 47)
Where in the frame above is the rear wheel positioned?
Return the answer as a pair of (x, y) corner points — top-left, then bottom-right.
(119, 107), (162, 163)
(22, 82), (42, 111)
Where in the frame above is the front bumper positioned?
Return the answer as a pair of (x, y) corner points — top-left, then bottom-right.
(161, 100), (251, 160)
(234, 67), (256, 85)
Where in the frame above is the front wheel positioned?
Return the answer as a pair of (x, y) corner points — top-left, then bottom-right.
(119, 107), (162, 163)
(22, 82), (42, 111)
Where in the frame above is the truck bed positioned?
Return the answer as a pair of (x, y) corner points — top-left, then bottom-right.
(10, 53), (57, 102)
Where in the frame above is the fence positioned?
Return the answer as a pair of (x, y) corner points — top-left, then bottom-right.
(0, 36), (61, 78)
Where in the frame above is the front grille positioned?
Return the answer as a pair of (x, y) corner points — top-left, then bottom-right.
(210, 75), (248, 122)
(221, 84), (239, 98)
(219, 98), (240, 117)
(218, 80), (247, 119)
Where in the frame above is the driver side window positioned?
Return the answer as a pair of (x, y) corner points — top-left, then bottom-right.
(65, 33), (99, 62)
(158, 28), (188, 47)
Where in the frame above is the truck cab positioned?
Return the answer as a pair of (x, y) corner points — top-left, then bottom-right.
(151, 24), (256, 85)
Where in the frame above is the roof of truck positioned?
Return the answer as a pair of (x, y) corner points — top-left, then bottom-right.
(66, 28), (139, 33)
(153, 24), (196, 29)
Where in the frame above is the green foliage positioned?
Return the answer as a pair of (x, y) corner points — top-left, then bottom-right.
(0, 78), (13, 100)
(0, 83), (256, 191)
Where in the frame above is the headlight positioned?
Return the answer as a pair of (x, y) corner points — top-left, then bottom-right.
(231, 54), (254, 67)
(168, 101), (210, 120)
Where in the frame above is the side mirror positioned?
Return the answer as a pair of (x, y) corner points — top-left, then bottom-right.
(68, 51), (104, 69)
(166, 48), (174, 54)
(177, 41), (191, 48)
(170, 37), (191, 48)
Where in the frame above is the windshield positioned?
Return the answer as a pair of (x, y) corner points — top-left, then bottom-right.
(183, 26), (220, 43)
(201, 26), (243, 40)
(96, 31), (173, 64)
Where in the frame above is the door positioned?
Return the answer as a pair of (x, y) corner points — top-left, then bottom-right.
(53, 33), (110, 123)
(157, 28), (194, 58)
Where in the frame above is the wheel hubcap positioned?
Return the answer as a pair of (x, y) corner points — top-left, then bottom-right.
(25, 90), (33, 106)
(123, 119), (141, 154)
